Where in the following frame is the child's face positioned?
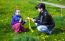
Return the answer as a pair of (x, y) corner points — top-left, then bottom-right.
(15, 10), (20, 15)
(16, 10), (20, 13)
(37, 8), (43, 12)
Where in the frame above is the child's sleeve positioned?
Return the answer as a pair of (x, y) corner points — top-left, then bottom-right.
(19, 16), (26, 25)
(11, 16), (18, 25)
(21, 20), (26, 25)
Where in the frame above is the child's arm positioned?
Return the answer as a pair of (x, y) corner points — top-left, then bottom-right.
(19, 18), (22, 22)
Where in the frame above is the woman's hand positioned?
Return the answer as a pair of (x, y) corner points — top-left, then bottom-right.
(26, 17), (36, 22)
(31, 18), (36, 22)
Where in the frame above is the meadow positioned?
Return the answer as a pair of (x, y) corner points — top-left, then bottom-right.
(0, 0), (65, 41)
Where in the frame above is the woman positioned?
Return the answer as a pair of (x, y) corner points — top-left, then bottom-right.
(27, 3), (55, 34)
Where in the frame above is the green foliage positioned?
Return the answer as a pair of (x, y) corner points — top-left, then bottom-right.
(0, 0), (65, 41)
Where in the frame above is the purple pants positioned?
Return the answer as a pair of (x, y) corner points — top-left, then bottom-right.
(12, 23), (26, 33)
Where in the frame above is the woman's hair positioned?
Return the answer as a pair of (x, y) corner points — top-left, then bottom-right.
(35, 3), (45, 10)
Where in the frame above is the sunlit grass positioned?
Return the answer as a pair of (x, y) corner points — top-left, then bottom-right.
(0, 0), (65, 41)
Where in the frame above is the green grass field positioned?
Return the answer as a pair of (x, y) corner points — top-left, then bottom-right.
(0, 0), (65, 41)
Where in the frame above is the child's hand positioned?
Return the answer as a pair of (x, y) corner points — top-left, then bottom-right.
(19, 18), (21, 22)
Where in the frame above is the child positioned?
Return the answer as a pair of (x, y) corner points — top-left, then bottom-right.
(11, 9), (26, 33)
(27, 3), (55, 34)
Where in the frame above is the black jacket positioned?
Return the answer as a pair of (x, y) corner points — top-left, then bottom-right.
(35, 10), (55, 29)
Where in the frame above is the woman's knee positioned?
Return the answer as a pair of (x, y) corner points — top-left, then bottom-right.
(37, 25), (48, 32)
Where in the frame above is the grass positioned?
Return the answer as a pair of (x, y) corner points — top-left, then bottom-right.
(0, 0), (65, 41)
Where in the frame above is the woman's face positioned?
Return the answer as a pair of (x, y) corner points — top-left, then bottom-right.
(37, 8), (43, 12)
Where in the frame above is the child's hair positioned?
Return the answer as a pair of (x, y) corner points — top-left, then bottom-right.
(14, 6), (20, 11)
(35, 3), (45, 10)
(14, 6), (21, 15)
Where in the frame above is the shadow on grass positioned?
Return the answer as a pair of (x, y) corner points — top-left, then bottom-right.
(53, 27), (65, 35)
(31, 26), (37, 30)
(25, 26), (37, 33)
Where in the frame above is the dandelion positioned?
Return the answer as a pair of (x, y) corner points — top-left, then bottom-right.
(62, 32), (64, 34)
(58, 40), (61, 41)
(37, 36), (40, 39)
(62, 39), (64, 41)
(42, 36), (45, 40)
(44, 40), (46, 41)
(25, 32), (26, 34)
(52, 15), (54, 17)
(54, 39), (57, 41)
(64, 19), (65, 21)
(45, 35), (48, 38)
(1, 20), (3, 22)
(0, 14), (1, 16)
(41, 35), (43, 37)
(59, 0), (62, 1)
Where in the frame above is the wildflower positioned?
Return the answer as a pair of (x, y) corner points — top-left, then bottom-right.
(62, 39), (64, 41)
(1, 20), (3, 22)
(45, 35), (48, 38)
(54, 39), (57, 41)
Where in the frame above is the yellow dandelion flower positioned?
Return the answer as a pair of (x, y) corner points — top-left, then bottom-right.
(64, 19), (65, 21)
(1, 20), (3, 22)
(37, 36), (39, 39)
(62, 39), (64, 41)
(44, 40), (45, 41)
(25, 32), (26, 34)
(42, 37), (45, 40)
(54, 39), (57, 41)
(45, 35), (48, 38)
(62, 32), (64, 34)
(58, 40), (61, 41)
(41, 35), (43, 37)
(59, 0), (62, 1)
